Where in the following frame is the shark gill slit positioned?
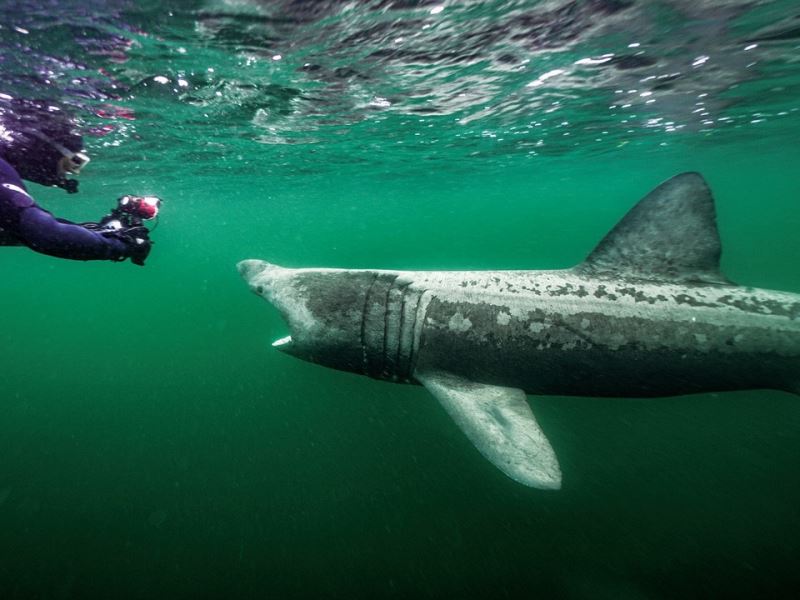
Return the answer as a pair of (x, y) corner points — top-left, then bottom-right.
(360, 273), (380, 375)
(391, 280), (413, 381)
(361, 273), (401, 379)
(396, 284), (423, 382)
(391, 277), (419, 381)
(407, 289), (431, 379)
(391, 282), (405, 380)
(380, 274), (399, 378)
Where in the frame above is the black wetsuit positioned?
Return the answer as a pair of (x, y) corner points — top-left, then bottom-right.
(0, 157), (129, 261)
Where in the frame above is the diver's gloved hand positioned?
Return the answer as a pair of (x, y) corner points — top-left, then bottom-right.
(60, 179), (79, 194)
(106, 225), (152, 266)
(122, 226), (152, 266)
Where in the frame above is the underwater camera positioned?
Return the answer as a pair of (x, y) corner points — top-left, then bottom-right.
(111, 195), (162, 227)
(87, 195), (162, 232)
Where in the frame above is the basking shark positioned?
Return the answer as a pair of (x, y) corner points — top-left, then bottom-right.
(238, 173), (800, 489)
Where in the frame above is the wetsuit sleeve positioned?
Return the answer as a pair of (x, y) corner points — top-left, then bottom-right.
(16, 207), (130, 261)
(0, 158), (129, 261)
(0, 224), (21, 246)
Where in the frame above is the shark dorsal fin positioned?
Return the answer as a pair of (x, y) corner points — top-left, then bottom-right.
(576, 172), (732, 285)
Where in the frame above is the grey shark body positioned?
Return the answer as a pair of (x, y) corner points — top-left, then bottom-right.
(238, 173), (800, 489)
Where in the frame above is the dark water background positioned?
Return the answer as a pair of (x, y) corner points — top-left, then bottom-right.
(1, 1), (800, 598)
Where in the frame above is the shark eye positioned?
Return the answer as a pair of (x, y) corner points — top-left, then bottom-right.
(256, 285), (264, 294)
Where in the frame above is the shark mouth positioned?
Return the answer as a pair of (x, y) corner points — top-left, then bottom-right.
(271, 335), (293, 348)
(236, 260), (297, 352)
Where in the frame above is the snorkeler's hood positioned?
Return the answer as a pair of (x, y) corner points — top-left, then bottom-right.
(0, 99), (84, 192)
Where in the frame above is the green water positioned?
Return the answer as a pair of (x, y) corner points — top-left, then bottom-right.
(2, 1), (800, 598)
(2, 140), (798, 599)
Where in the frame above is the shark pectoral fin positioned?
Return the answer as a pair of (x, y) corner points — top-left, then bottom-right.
(416, 371), (562, 490)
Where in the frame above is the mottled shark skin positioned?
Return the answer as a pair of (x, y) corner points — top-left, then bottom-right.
(237, 173), (800, 489)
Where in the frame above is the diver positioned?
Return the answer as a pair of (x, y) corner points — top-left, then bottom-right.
(0, 99), (156, 265)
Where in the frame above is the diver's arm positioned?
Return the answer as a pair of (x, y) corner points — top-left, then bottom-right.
(0, 226), (22, 246)
(0, 157), (134, 262)
(15, 205), (130, 261)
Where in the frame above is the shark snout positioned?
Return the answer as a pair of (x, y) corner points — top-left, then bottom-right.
(238, 261), (382, 372)
(237, 259), (302, 351)
(237, 259), (274, 283)
(237, 259), (288, 299)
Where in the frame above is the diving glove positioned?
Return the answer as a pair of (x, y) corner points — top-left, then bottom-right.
(104, 226), (152, 266)
(121, 226), (151, 266)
